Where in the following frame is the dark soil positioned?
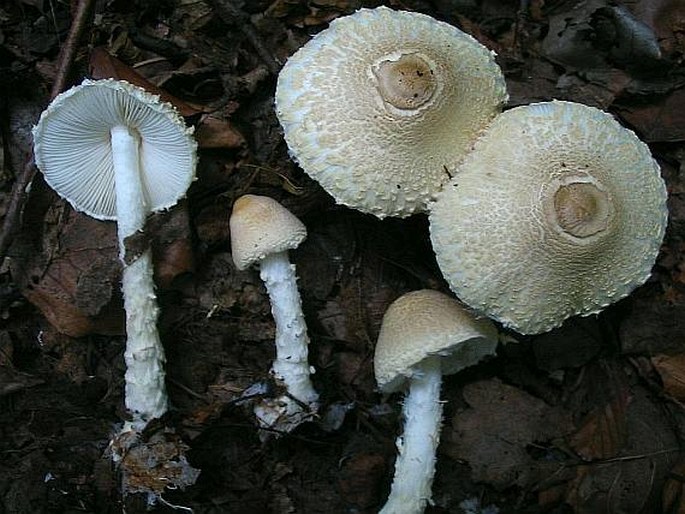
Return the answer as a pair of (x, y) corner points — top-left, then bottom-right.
(1, 1), (685, 513)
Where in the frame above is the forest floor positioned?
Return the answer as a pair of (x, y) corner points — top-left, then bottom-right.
(1, 0), (685, 513)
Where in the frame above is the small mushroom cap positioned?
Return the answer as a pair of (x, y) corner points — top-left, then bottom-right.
(429, 100), (669, 335)
(229, 195), (307, 270)
(32, 78), (197, 220)
(276, 6), (508, 218)
(374, 290), (498, 393)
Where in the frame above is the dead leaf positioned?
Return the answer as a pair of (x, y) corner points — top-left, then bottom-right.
(443, 378), (574, 490)
(337, 453), (387, 510)
(10, 199), (124, 337)
(0, 366), (43, 396)
(114, 429), (200, 498)
(542, 0), (664, 72)
(652, 354), (685, 402)
(542, 0), (612, 70)
(620, 294), (685, 356)
(615, 87), (685, 143)
(564, 460), (653, 514)
(88, 47), (203, 117)
(563, 386), (679, 514)
(173, 0), (214, 31)
(623, 0), (685, 58)
(150, 205), (195, 290)
(569, 394), (630, 461)
(663, 457), (685, 514)
(194, 114), (246, 149)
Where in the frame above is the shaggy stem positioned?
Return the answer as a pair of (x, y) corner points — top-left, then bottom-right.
(112, 125), (168, 428)
(380, 356), (443, 514)
(259, 251), (319, 405)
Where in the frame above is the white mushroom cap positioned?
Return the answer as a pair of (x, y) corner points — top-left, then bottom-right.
(276, 6), (508, 218)
(230, 194), (307, 270)
(429, 100), (669, 335)
(32, 78), (197, 220)
(374, 289), (498, 393)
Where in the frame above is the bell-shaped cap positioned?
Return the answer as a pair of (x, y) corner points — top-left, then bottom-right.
(229, 195), (307, 270)
(374, 289), (498, 393)
(276, 6), (508, 218)
(429, 101), (669, 334)
(32, 78), (197, 220)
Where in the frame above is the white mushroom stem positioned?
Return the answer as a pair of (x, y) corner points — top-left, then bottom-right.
(380, 356), (443, 514)
(259, 251), (319, 408)
(111, 125), (168, 428)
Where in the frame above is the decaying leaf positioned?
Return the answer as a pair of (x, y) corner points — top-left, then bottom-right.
(113, 428), (200, 502)
(663, 457), (685, 514)
(563, 387), (678, 514)
(616, 88), (685, 143)
(10, 198), (124, 337)
(569, 394), (629, 461)
(443, 378), (573, 489)
(337, 453), (387, 510)
(194, 113), (246, 149)
(542, 0), (663, 71)
(620, 293), (685, 356)
(89, 47), (202, 117)
(652, 353), (685, 402)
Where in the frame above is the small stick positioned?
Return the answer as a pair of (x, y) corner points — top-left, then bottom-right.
(0, 0), (95, 262)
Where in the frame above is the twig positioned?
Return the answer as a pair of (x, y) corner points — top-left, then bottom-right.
(0, 0), (95, 262)
(206, 0), (281, 75)
(167, 377), (210, 403)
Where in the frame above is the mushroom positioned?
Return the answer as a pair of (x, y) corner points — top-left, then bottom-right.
(374, 289), (498, 514)
(229, 194), (319, 431)
(275, 6), (508, 218)
(32, 78), (197, 429)
(429, 100), (668, 334)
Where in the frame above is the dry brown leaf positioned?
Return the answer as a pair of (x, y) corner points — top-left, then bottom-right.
(626, 0), (685, 57)
(115, 429), (200, 498)
(616, 88), (685, 143)
(652, 353), (685, 402)
(443, 378), (574, 490)
(663, 458), (685, 514)
(569, 394), (630, 461)
(620, 294), (685, 356)
(10, 200), (124, 337)
(337, 453), (387, 510)
(194, 114), (246, 149)
(563, 386), (679, 514)
(564, 460), (654, 514)
(88, 47), (203, 117)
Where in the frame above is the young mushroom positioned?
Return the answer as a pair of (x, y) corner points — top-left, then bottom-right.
(429, 100), (668, 334)
(32, 78), (197, 430)
(229, 194), (319, 432)
(374, 289), (498, 514)
(276, 6), (508, 218)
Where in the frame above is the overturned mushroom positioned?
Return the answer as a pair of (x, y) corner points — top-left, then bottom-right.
(276, 6), (507, 218)
(374, 290), (498, 513)
(429, 100), (668, 334)
(230, 194), (319, 432)
(32, 78), (197, 430)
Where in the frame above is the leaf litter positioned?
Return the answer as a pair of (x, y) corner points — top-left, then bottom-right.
(0, 0), (685, 512)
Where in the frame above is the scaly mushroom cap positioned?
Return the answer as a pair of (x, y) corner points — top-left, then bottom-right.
(276, 6), (508, 218)
(429, 101), (669, 335)
(374, 290), (498, 393)
(32, 78), (197, 220)
(230, 195), (307, 270)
